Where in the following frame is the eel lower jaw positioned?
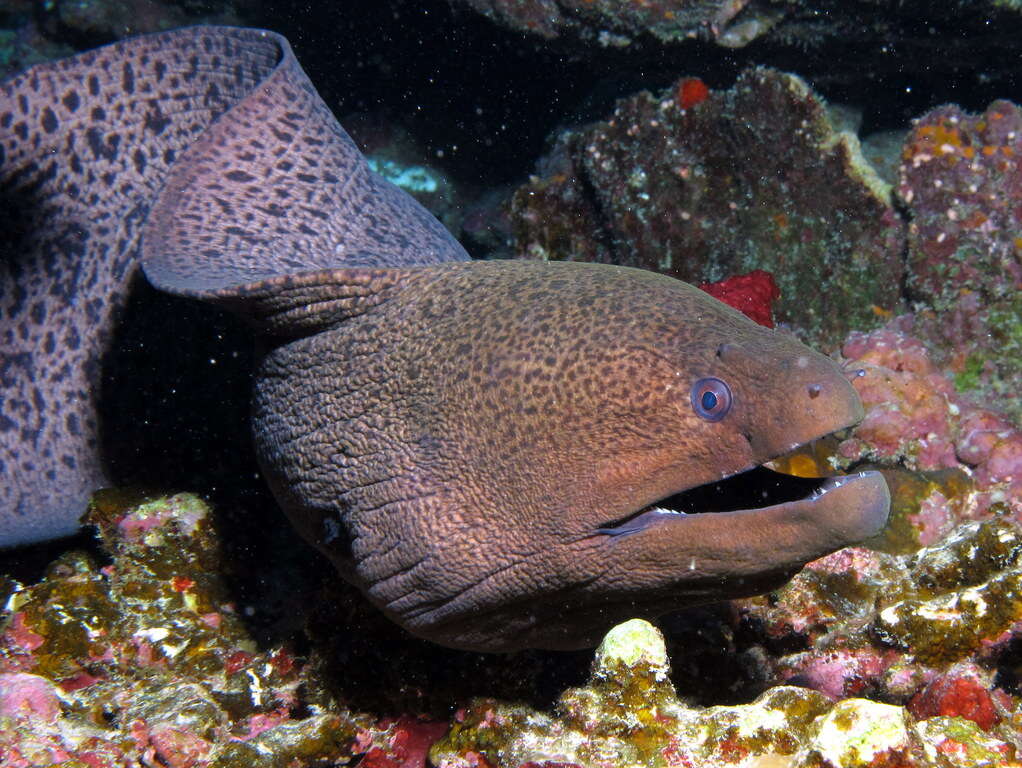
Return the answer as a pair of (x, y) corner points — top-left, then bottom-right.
(597, 464), (883, 538)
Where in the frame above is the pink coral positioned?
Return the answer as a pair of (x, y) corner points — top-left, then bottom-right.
(909, 489), (957, 546)
(840, 328), (959, 470)
(841, 325), (1022, 513)
(0, 673), (62, 724)
(780, 648), (894, 700)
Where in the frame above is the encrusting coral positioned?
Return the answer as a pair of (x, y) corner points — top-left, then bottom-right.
(431, 619), (1022, 767)
(510, 67), (905, 348)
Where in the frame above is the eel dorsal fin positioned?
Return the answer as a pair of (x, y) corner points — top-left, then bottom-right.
(140, 27), (468, 301)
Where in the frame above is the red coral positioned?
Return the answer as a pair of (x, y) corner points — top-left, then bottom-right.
(697, 269), (780, 327)
(360, 716), (448, 768)
(675, 77), (709, 110)
(908, 667), (999, 731)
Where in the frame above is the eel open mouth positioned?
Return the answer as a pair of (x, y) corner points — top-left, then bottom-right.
(598, 456), (867, 537)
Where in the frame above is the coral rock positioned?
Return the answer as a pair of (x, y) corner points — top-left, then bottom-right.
(0, 672), (62, 724)
(898, 99), (1022, 422)
(914, 716), (1018, 767)
(511, 67), (904, 347)
(806, 699), (912, 767)
(0, 492), (360, 767)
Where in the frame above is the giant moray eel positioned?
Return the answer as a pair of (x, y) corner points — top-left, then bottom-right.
(0, 27), (890, 651)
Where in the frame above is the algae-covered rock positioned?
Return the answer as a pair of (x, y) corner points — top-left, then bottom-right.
(6, 498), (1022, 768)
(510, 67), (905, 348)
(915, 716), (1017, 767)
(806, 699), (912, 767)
(897, 100), (1022, 423)
(0, 492), (363, 767)
(591, 617), (670, 678)
(432, 619), (1020, 767)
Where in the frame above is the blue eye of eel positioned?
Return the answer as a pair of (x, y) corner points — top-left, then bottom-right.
(691, 377), (732, 422)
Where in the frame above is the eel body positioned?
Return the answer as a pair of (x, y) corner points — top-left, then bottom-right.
(0, 27), (890, 651)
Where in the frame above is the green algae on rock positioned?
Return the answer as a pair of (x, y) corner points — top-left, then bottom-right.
(431, 620), (1021, 767)
(873, 519), (1022, 667)
(0, 492), (364, 768)
(510, 67), (905, 348)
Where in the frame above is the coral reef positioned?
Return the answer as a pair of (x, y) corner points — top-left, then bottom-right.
(449, 0), (1022, 95)
(838, 326), (1022, 520)
(0, 491), (423, 768)
(0, 0), (239, 79)
(431, 619), (1022, 767)
(718, 326), (1022, 752)
(510, 68), (905, 348)
(452, 0), (750, 44)
(35, 0), (240, 45)
(896, 100), (1022, 423)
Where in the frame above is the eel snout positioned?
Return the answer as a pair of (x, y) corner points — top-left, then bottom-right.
(599, 465), (889, 544)
(591, 336), (890, 599)
(595, 454), (891, 596)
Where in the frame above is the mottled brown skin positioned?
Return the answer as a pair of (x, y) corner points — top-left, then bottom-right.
(248, 261), (888, 651)
(2, 26), (889, 651)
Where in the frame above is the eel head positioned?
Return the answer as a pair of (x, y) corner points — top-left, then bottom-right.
(240, 260), (889, 652)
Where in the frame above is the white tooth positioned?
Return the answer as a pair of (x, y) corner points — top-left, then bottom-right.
(652, 506), (685, 516)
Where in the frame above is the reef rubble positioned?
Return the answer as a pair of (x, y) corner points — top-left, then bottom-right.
(432, 619), (1022, 767)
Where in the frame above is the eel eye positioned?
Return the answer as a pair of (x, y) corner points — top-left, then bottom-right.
(691, 377), (732, 422)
